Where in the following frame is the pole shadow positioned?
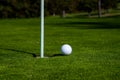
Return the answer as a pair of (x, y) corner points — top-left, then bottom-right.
(0, 47), (68, 58)
(0, 47), (38, 58)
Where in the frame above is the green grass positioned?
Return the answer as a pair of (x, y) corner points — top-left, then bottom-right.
(0, 15), (120, 80)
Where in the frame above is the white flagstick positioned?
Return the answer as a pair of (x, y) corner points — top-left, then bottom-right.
(40, 0), (44, 58)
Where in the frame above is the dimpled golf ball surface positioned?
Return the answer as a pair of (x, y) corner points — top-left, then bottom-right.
(61, 44), (72, 55)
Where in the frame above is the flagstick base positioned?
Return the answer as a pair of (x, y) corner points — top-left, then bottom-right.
(36, 56), (49, 59)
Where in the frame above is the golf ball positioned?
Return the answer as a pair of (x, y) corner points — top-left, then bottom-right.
(61, 44), (72, 55)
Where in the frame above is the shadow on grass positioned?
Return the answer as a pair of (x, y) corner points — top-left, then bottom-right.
(0, 48), (38, 58)
(50, 54), (65, 57)
(59, 15), (120, 29)
(67, 22), (120, 29)
(0, 48), (66, 58)
(50, 17), (120, 29)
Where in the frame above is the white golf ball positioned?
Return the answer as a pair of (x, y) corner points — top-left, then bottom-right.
(61, 44), (72, 55)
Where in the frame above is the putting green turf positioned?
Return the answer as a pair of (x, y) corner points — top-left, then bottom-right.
(0, 15), (120, 80)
